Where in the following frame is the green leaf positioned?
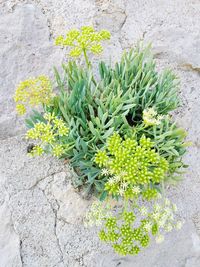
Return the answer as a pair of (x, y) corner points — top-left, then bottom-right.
(99, 191), (108, 201)
(88, 121), (98, 137)
(102, 127), (114, 139)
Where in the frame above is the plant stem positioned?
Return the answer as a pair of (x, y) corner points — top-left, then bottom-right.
(83, 49), (97, 86)
(83, 49), (90, 68)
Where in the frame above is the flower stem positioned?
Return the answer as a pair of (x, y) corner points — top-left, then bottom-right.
(83, 49), (97, 86)
(83, 49), (90, 68)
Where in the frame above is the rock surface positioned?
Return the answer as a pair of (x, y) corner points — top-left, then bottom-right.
(0, 0), (200, 266)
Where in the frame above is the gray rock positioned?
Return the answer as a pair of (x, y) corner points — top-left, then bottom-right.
(0, 136), (66, 195)
(9, 189), (65, 267)
(0, 201), (22, 267)
(38, 172), (91, 225)
(0, 3), (63, 139)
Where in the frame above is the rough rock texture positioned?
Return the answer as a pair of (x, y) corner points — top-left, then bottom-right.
(0, 0), (200, 266)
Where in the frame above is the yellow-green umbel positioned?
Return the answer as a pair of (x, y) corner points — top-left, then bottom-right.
(14, 76), (53, 115)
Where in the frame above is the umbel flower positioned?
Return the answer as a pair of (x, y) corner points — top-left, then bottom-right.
(90, 132), (184, 255)
(143, 107), (164, 126)
(14, 76), (53, 115)
(85, 198), (182, 256)
(55, 26), (111, 65)
(26, 112), (69, 157)
(94, 132), (169, 200)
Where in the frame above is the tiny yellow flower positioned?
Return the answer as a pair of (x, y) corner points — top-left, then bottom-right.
(55, 26), (111, 60)
(16, 104), (26, 115)
(108, 177), (116, 185)
(29, 145), (44, 156)
(143, 107), (163, 126)
(34, 122), (46, 133)
(132, 186), (141, 194)
(55, 36), (64, 45)
(67, 29), (80, 40)
(101, 169), (110, 176)
(90, 44), (103, 54)
(14, 76), (53, 115)
(52, 144), (65, 157)
(99, 30), (111, 40)
(69, 47), (82, 57)
(40, 131), (55, 143)
(44, 113), (56, 122)
(25, 113), (69, 158)
(53, 118), (69, 136)
(26, 128), (40, 139)
(81, 26), (94, 34)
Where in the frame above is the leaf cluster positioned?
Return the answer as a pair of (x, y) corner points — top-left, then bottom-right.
(25, 44), (187, 194)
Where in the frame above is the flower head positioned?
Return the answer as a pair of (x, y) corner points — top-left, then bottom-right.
(144, 222), (152, 232)
(14, 76), (53, 115)
(94, 150), (109, 167)
(52, 144), (65, 157)
(29, 145), (44, 156)
(143, 107), (164, 126)
(101, 169), (110, 176)
(95, 132), (168, 198)
(107, 177), (116, 186)
(26, 113), (69, 158)
(132, 186), (141, 194)
(55, 26), (111, 59)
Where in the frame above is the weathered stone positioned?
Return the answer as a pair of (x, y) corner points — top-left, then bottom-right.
(38, 172), (91, 224)
(9, 189), (65, 267)
(0, 3), (63, 139)
(0, 201), (22, 267)
(0, 136), (66, 195)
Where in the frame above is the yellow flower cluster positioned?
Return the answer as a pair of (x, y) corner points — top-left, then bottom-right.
(143, 107), (164, 126)
(55, 26), (111, 58)
(14, 76), (53, 115)
(94, 133), (169, 199)
(86, 197), (182, 256)
(26, 112), (69, 157)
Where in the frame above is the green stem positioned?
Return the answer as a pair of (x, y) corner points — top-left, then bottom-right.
(83, 49), (97, 87)
(124, 198), (128, 212)
(83, 49), (90, 68)
(92, 76), (97, 86)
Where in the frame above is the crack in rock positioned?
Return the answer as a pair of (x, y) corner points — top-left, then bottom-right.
(39, 186), (65, 265)
(94, 0), (127, 34)
(19, 240), (24, 266)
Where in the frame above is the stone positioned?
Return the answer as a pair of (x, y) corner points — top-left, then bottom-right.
(0, 136), (66, 195)
(0, 3), (63, 139)
(9, 189), (65, 267)
(0, 201), (22, 267)
(38, 172), (91, 224)
(94, 0), (127, 34)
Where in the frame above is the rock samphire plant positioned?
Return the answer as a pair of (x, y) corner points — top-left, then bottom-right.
(14, 26), (188, 256)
